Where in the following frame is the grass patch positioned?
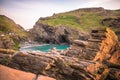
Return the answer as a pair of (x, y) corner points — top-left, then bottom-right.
(40, 13), (106, 31)
(40, 16), (82, 28)
(39, 8), (120, 32)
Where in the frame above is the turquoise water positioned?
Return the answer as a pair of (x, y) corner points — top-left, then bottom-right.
(20, 44), (70, 52)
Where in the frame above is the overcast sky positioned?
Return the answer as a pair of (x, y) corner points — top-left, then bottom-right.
(0, 0), (120, 29)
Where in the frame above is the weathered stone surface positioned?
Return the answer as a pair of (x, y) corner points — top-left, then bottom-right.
(73, 40), (89, 47)
(86, 62), (109, 80)
(101, 18), (120, 40)
(94, 28), (119, 62)
(105, 68), (120, 80)
(5, 51), (93, 80)
(0, 48), (16, 65)
(101, 18), (120, 28)
(0, 36), (15, 49)
(86, 28), (120, 80)
(29, 23), (88, 44)
(64, 45), (97, 60)
(109, 50), (120, 65)
(0, 28), (120, 80)
(64, 28), (106, 60)
(0, 48), (16, 55)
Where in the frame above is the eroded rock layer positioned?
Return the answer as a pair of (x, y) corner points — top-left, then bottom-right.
(0, 28), (120, 80)
(86, 28), (120, 80)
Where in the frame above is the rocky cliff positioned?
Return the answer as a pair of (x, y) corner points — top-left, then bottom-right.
(1, 8), (120, 50)
(0, 28), (120, 80)
(29, 7), (120, 44)
(86, 28), (120, 80)
(30, 23), (88, 44)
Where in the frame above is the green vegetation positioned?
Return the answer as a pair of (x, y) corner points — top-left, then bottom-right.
(40, 15), (82, 29)
(2, 57), (11, 65)
(12, 38), (21, 50)
(39, 9), (120, 31)
(0, 16), (10, 32)
(0, 15), (29, 50)
(14, 42), (20, 50)
(0, 15), (28, 37)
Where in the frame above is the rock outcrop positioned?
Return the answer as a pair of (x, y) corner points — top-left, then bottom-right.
(101, 18), (120, 28)
(30, 23), (88, 44)
(86, 28), (120, 80)
(93, 28), (119, 62)
(101, 17), (120, 40)
(64, 28), (106, 60)
(5, 52), (93, 80)
(0, 28), (120, 80)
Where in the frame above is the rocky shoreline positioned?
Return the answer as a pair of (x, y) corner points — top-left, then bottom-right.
(0, 28), (120, 80)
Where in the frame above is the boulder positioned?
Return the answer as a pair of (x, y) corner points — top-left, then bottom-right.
(73, 40), (89, 47)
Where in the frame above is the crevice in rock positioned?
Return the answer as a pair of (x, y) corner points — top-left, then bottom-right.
(33, 74), (39, 80)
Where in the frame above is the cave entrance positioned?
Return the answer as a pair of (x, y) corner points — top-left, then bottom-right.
(59, 35), (69, 43)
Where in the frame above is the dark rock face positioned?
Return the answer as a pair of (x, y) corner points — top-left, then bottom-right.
(101, 18), (120, 28)
(101, 17), (120, 40)
(30, 23), (88, 44)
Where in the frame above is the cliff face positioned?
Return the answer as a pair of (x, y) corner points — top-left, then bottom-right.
(86, 28), (120, 80)
(30, 23), (88, 44)
(30, 7), (120, 44)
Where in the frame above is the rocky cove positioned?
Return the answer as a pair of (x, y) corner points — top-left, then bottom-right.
(0, 28), (120, 80)
(29, 23), (89, 44)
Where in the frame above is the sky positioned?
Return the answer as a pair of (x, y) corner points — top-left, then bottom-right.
(0, 0), (120, 29)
